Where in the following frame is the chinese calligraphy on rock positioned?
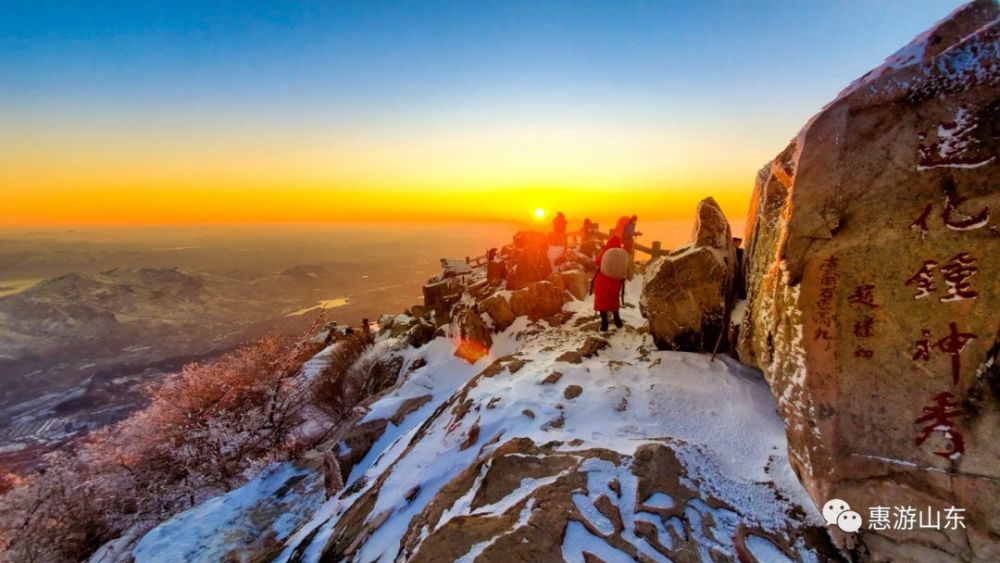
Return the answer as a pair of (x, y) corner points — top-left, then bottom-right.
(907, 182), (988, 459)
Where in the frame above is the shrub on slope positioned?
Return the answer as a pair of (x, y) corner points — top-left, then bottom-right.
(0, 334), (324, 563)
(311, 331), (380, 420)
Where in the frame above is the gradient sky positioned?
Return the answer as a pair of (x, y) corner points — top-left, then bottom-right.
(0, 0), (963, 227)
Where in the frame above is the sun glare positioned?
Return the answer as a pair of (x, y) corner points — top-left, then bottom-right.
(534, 208), (546, 220)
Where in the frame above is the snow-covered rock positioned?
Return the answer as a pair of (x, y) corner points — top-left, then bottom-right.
(130, 463), (325, 563)
(479, 294), (516, 331)
(125, 275), (832, 562)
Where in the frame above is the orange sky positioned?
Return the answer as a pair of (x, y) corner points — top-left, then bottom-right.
(1, 187), (751, 228)
(0, 120), (756, 227)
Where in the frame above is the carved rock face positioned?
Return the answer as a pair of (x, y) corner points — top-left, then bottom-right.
(641, 197), (737, 352)
(738, 3), (1000, 560)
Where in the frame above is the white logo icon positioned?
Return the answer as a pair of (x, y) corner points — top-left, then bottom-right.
(837, 510), (863, 533)
(822, 499), (850, 526)
(823, 499), (862, 532)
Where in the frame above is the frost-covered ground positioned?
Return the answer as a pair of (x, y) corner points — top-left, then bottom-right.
(127, 464), (325, 563)
(125, 276), (825, 562)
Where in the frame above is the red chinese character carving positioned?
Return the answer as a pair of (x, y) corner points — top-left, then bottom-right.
(848, 285), (878, 309)
(913, 330), (932, 361)
(812, 255), (838, 335)
(853, 316), (875, 338)
(942, 180), (989, 231)
(910, 203), (932, 239)
(909, 180), (990, 237)
(854, 348), (874, 359)
(939, 252), (978, 302)
(934, 322), (977, 384)
(914, 392), (965, 458)
(917, 107), (995, 171)
(818, 257), (839, 291)
(905, 260), (939, 299)
(813, 328), (832, 351)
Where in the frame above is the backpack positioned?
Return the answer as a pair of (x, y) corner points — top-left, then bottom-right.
(600, 247), (629, 280)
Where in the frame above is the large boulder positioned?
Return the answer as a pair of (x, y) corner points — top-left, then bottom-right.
(406, 320), (436, 348)
(559, 269), (590, 301)
(506, 231), (552, 290)
(479, 294), (516, 331)
(738, 3), (1000, 560)
(641, 197), (738, 351)
(693, 196), (736, 255)
(545, 272), (566, 293)
(641, 247), (730, 351)
(508, 281), (567, 321)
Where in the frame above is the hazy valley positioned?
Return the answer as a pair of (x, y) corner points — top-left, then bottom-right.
(0, 224), (514, 473)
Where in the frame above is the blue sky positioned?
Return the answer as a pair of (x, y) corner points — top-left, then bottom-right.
(0, 0), (967, 225)
(1, 1), (961, 112)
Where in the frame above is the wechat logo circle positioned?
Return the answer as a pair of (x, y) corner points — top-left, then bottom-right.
(823, 499), (862, 533)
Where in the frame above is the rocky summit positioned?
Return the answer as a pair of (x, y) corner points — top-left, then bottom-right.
(125, 279), (831, 563)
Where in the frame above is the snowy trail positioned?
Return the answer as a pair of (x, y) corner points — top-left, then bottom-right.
(128, 272), (823, 563)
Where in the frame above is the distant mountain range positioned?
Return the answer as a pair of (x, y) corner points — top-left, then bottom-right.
(0, 265), (369, 472)
(0, 224), (508, 474)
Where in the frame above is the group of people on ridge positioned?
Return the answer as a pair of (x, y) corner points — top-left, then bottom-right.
(551, 213), (642, 332)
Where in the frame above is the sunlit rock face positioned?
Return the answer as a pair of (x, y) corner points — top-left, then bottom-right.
(738, 2), (1000, 559)
(508, 280), (568, 321)
(641, 197), (738, 352)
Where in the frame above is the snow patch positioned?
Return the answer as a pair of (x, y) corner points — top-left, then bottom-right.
(132, 463), (323, 563)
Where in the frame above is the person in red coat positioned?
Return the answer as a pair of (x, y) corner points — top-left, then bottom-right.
(593, 236), (624, 331)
